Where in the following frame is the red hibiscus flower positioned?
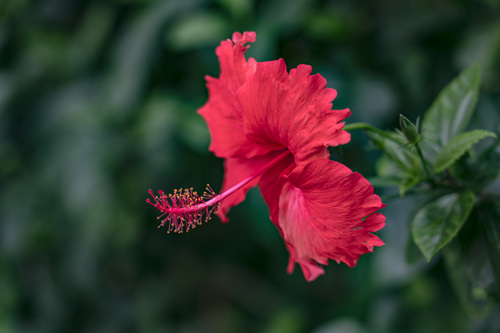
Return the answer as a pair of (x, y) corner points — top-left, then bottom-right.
(147, 32), (385, 281)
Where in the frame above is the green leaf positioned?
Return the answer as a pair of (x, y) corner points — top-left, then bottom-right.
(411, 191), (475, 262)
(421, 64), (481, 155)
(367, 176), (402, 188)
(366, 131), (425, 196)
(369, 131), (425, 194)
(433, 130), (497, 173)
(373, 155), (416, 191)
(367, 131), (421, 173)
(375, 155), (402, 180)
(448, 140), (500, 193)
(399, 174), (422, 196)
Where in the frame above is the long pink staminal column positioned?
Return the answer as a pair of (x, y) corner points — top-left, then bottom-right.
(146, 150), (292, 233)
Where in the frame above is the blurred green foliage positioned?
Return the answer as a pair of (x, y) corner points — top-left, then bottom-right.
(1, 0), (500, 332)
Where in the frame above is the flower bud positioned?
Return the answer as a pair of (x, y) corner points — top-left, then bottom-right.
(399, 114), (420, 144)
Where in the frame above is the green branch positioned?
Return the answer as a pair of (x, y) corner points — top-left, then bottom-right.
(344, 122), (402, 143)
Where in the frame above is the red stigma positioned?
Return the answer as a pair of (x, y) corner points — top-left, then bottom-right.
(147, 151), (293, 233)
(146, 185), (221, 233)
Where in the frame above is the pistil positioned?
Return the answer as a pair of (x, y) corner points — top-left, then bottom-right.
(147, 150), (293, 233)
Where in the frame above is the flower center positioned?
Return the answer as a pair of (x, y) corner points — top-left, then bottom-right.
(146, 150), (292, 233)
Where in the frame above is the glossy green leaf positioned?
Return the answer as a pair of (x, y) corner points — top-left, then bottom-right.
(411, 191), (475, 262)
(399, 173), (422, 196)
(433, 130), (497, 173)
(374, 155), (403, 180)
(367, 176), (402, 188)
(367, 131), (421, 173)
(448, 140), (500, 192)
(421, 64), (481, 156)
(368, 131), (424, 193)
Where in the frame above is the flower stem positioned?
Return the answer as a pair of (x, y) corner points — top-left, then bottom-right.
(415, 142), (432, 180)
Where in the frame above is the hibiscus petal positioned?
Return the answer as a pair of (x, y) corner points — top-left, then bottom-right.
(217, 150), (292, 222)
(198, 32), (260, 158)
(257, 153), (296, 223)
(215, 31), (257, 92)
(275, 159), (385, 281)
(237, 59), (352, 164)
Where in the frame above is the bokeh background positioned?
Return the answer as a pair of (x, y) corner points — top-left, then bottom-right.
(1, 0), (500, 332)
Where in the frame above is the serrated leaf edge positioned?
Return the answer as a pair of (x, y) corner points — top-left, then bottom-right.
(433, 130), (497, 173)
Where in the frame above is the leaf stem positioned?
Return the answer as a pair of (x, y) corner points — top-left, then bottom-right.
(415, 142), (433, 181)
(343, 122), (400, 142)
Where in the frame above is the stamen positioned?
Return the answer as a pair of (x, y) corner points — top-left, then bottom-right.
(146, 185), (221, 233)
(147, 150), (293, 233)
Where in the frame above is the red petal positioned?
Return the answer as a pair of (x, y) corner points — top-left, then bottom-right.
(276, 159), (385, 281)
(257, 153), (296, 223)
(217, 150), (291, 222)
(198, 32), (260, 158)
(231, 31), (256, 51)
(237, 59), (352, 164)
(215, 31), (257, 93)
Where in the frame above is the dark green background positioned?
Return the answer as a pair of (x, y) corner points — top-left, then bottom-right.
(1, 0), (500, 332)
